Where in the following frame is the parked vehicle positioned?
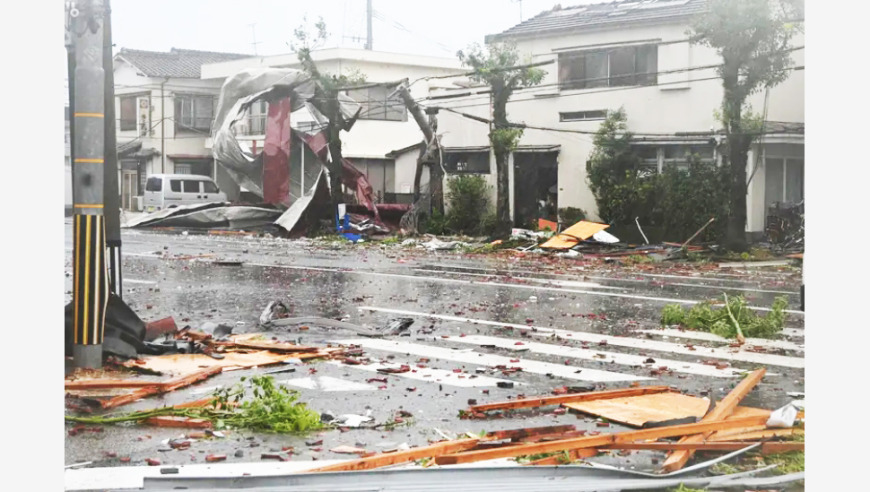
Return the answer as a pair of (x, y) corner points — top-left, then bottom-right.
(143, 174), (227, 212)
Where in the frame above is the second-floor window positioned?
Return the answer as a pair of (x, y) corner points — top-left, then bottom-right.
(175, 94), (215, 133)
(558, 44), (657, 90)
(345, 85), (407, 122)
(444, 150), (490, 174)
(120, 96), (137, 131)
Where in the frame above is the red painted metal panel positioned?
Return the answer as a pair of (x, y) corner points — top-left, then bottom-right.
(263, 98), (292, 205)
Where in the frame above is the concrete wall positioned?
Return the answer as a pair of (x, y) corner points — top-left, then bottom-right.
(431, 23), (804, 232)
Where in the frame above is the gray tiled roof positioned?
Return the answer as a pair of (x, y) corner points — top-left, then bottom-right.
(117, 48), (251, 79)
(488, 0), (708, 41)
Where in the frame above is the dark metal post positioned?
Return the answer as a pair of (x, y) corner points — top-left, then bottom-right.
(103, 0), (122, 298)
(70, 0), (109, 368)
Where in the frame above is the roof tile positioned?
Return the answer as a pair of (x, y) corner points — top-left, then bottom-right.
(117, 48), (251, 79)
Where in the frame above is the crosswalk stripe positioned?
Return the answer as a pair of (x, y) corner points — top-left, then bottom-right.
(636, 329), (804, 352)
(416, 268), (798, 295)
(413, 269), (625, 290)
(247, 263), (802, 314)
(358, 306), (805, 369)
(451, 335), (746, 378)
(335, 339), (652, 383)
(327, 361), (517, 388)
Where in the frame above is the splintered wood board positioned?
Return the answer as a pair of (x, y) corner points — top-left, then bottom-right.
(562, 392), (769, 428)
(123, 351), (299, 375)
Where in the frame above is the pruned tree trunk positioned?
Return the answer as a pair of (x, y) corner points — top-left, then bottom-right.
(493, 146), (512, 238)
(726, 134), (750, 251)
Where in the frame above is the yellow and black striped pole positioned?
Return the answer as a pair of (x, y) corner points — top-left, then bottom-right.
(70, 0), (109, 368)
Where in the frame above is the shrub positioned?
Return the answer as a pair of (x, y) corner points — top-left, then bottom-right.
(445, 175), (492, 235)
(558, 207), (586, 226)
(586, 108), (729, 243)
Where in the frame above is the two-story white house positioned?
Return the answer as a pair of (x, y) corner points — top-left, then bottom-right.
(199, 48), (464, 203)
(112, 48), (251, 210)
(404, 0), (803, 237)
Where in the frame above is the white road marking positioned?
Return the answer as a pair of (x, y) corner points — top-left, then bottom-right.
(636, 328), (804, 352)
(327, 361), (516, 388)
(416, 268), (797, 295)
(279, 375), (376, 392)
(358, 306), (805, 369)
(248, 262), (802, 314)
(413, 268), (624, 290)
(452, 335), (745, 378)
(335, 338), (652, 383)
(124, 278), (158, 285)
(661, 282), (799, 295)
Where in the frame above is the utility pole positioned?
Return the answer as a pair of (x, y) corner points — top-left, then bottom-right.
(365, 0), (373, 50)
(103, 0), (122, 298)
(69, 0), (109, 369)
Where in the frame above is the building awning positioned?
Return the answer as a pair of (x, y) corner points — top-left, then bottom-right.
(118, 140), (160, 159)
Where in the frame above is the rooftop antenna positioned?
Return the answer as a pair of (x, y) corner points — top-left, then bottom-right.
(248, 22), (261, 55)
(512, 0), (523, 21)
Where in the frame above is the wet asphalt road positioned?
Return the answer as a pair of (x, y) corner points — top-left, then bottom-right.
(64, 222), (804, 472)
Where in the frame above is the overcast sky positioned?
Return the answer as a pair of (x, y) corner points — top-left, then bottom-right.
(108, 0), (593, 58)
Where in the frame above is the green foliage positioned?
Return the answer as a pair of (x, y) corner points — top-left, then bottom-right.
(457, 42), (546, 91)
(759, 451), (805, 475)
(66, 376), (323, 434)
(444, 175), (492, 235)
(691, 0), (803, 103)
(515, 450), (573, 464)
(490, 127), (525, 154)
(669, 485), (708, 492)
(660, 295), (788, 339)
(586, 109), (729, 242)
(558, 207), (586, 226)
(423, 209), (448, 235)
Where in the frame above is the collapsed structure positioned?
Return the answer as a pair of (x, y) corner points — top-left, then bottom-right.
(209, 68), (410, 235)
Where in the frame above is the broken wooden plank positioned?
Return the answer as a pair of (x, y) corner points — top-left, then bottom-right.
(516, 430), (589, 443)
(660, 368), (766, 473)
(562, 392), (710, 427)
(487, 424), (576, 441)
(98, 367), (223, 410)
(597, 441), (804, 453)
(708, 428), (803, 442)
(305, 438), (481, 473)
(434, 415), (770, 465)
(64, 379), (164, 390)
(469, 386), (674, 413)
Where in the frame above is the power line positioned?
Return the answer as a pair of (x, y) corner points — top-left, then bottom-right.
(433, 104), (803, 139)
(424, 65), (805, 111)
(416, 45), (804, 106)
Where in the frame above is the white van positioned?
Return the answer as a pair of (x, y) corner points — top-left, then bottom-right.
(143, 174), (227, 212)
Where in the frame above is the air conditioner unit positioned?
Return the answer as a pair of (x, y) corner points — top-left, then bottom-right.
(132, 196), (143, 211)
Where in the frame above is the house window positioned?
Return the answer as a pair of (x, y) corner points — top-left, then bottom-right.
(345, 85), (407, 122)
(175, 94), (215, 133)
(120, 96), (137, 131)
(175, 163), (192, 175)
(764, 157), (804, 209)
(239, 100), (268, 136)
(662, 144), (715, 170)
(444, 151), (490, 174)
(630, 143), (716, 173)
(559, 110), (607, 122)
(558, 44), (657, 90)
